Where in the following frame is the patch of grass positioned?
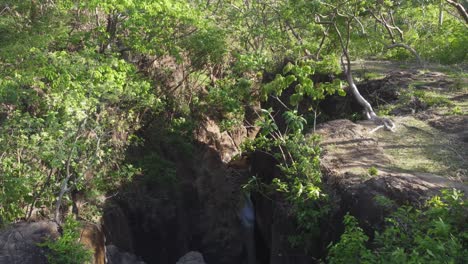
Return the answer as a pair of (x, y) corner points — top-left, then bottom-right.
(451, 76), (467, 91)
(368, 166), (379, 176)
(413, 90), (452, 107)
(410, 80), (430, 88)
(373, 117), (466, 178)
(364, 72), (386, 80)
(346, 167), (370, 179)
(433, 68), (467, 92)
(399, 85), (453, 108)
(376, 104), (395, 116)
(399, 64), (411, 69)
(449, 106), (463, 115)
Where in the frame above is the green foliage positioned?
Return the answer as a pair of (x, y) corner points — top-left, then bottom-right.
(203, 77), (252, 131)
(328, 214), (373, 264)
(368, 166), (379, 176)
(39, 217), (92, 264)
(262, 59), (345, 105)
(245, 107), (326, 251)
(233, 53), (270, 74)
(327, 189), (468, 263)
(96, 0), (206, 58)
(449, 106), (463, 115)
(183, 26), (228, 69)
(373, 195), (395, 209)
(289, 197), (331, 252)
(258, 131), (327, 251)
(0, 48), (158, 222)
(0, 1), (466, 260)
(396, 4), (468, 64)
(401, 86), (453, 108)
(137, 151), (177, 186)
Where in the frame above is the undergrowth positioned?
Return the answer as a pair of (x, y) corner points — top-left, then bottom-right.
(328, 189), (468, 264)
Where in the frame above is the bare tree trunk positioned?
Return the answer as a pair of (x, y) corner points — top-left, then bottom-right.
(334, 22), (395, 131)
(439, 0), (445, 26)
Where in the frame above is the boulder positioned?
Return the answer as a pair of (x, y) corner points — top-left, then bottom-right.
(0, 221), (59, 264)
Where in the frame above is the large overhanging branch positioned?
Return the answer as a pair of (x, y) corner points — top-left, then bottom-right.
(385, 43), (423, 66)
(446, 0), (468, 24)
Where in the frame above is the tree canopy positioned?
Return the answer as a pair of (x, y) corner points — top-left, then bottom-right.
(0, 0), (466, 263)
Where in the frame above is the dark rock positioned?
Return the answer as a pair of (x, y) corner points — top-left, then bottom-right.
(103, 144), (248, 264)
(176, 251), (206, 264)
(106, 245), (146, 264)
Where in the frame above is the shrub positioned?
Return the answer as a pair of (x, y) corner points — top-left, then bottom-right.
(327, 189), (468, 263)
(328, 214), (373, 264)
(39, 218), (92, 264)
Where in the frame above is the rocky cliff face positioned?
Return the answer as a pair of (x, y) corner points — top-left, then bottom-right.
(102, 117), (258, 264)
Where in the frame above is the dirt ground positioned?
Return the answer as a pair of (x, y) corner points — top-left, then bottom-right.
(322, 60), (467, 185)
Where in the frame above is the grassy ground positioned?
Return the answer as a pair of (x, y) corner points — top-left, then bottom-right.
(354, 60), (467, 181)
(372, 116), (466, 181)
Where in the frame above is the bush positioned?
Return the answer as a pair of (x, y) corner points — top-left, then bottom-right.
(39, 218), (92, 264)
(328, 214), (373, 264)
(327, 189), (468, 263)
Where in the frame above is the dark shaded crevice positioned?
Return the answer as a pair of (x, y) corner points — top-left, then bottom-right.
(252, 195), (270, 264)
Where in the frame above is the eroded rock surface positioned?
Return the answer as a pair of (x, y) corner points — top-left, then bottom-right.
(0, 220), (107, 264)
(0, 221), (58, 264)
(102, 136), (251, 264)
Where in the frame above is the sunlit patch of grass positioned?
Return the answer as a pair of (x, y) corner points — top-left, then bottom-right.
(399, 84), (453, 107)
(449, 106), (464, 115)
(450, 76), (468, 92)
(376, 104), (396, 116)
(373, 117), (467, 179)
(364, 72), (386, 80)
(414, 90), (452, 107)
